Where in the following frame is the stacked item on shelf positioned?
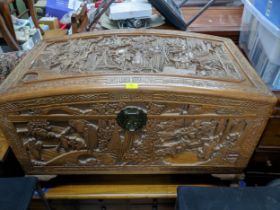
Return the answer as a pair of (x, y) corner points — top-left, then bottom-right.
(239, 0), (280, 90)
(252, 0), (280, 27)
(12, 16), (42, 51)
(46, 0), (82, 19)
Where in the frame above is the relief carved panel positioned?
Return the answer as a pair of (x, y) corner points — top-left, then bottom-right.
(16, 102), (244, 116)
(29, 36), (242, 81)
(0, 92), (273, 118)
(15, 117), (247, 167)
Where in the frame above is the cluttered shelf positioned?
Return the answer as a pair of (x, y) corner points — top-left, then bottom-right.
(43, 6), (243, 42)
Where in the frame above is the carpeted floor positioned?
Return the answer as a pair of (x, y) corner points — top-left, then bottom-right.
(0, 51), (27, 85)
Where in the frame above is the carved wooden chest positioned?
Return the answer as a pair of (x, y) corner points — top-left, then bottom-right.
(0, 30), (276, 175)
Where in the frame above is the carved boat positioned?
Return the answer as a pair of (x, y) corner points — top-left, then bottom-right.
(0, 30), (276, 174)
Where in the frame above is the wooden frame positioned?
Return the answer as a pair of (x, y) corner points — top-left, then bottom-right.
(0, 1), (20, 50)
(71, 3), (88, 34)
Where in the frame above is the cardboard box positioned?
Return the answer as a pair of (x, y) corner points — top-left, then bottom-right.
(39, 17), (59, 30)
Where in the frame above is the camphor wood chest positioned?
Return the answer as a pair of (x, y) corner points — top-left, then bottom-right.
(0, 30), (276, 175)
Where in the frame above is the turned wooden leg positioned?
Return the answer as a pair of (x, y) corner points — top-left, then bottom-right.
(0, 2), (18, 39)
(0, 14), (20, 51)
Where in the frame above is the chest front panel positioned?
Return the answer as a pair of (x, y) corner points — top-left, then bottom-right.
(0, 91), (270, 174)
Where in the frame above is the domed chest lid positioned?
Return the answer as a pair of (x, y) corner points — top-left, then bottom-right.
(0, 30), (274, 102)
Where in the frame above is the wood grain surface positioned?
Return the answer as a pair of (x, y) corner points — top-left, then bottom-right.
(0, 30), (275, 175)
(157, 7), (243, 43)
(0, 129), (9, 161)
(43, 174), (215, 199)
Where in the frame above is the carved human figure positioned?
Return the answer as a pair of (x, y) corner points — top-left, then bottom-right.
(25, 138), (43, 160)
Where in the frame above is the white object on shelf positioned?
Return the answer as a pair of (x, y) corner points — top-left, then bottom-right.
(239, 0), (280, 90)
(109, 2), (152, 20)
(68, 0), (82, 10)
(21, 29), (42, 51)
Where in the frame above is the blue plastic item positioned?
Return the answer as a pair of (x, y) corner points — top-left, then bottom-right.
(252, 0), (280, 28)
(240, 0), (280, 90)
(0, 177), (51, 210)
(176, 186), (280, 210)
(46, 0), (73, 19)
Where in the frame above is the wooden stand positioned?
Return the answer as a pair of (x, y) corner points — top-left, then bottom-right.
(41, 174), (220, 200)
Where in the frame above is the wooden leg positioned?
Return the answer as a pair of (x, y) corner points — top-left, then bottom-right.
(23, 0), (44, 35)
(0, 14), (20, 51)
(212, 173), (245, 186)
(0, 2), (17, 39)
(12, 1), (20, 16)
(71, 14), (78, 34)
(152, 199), (158, 210)
(36, 183), (52, 210)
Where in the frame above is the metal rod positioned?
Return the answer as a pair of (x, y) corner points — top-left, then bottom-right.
(87, 0), (115, 31)
(185, 0), (216, 28)
(178, 0), (190, 8)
